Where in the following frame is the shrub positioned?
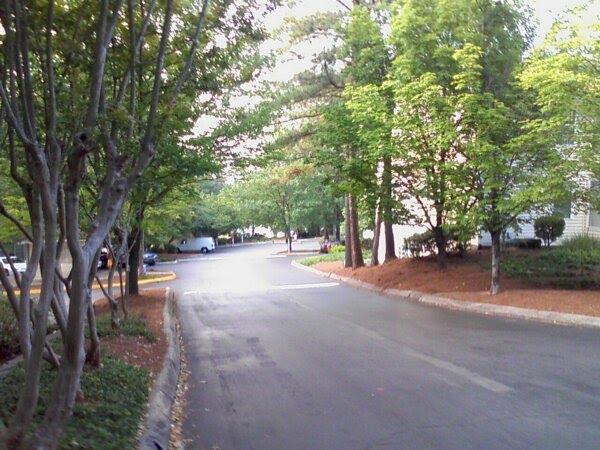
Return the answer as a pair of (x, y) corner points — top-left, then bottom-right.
(0, 298), (19, 360)
(360, 238), (373, 250)
(403, 231), (435, 257)
(329, 245), (345, 254)
(534, 215), (566, 247)
(506, 238), (542, 249)
(163, 243), (178, 253)
(561, 234), (600, 250)
(502, 242), (600, 288)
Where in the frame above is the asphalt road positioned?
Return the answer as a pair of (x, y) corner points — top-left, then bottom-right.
(164, 240), (600, 450)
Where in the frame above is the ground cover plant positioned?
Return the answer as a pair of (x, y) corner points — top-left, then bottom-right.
(300, 249), (372, 267)
(502, 235), (600, 288)
(0, 357), (150, 450)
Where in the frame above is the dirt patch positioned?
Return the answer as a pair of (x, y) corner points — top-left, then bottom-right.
(94, 288), (168, 374)
(315, 251), (600, 317)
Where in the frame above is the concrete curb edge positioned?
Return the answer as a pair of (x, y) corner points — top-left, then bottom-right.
(139, 287), (181, 450)
(291, 260), (600, 329)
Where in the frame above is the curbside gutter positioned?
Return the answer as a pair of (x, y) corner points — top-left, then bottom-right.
(139, 288), (181, 450)
(291, 260), (600, 329)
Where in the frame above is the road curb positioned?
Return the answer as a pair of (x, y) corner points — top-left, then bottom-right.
(139, 288), (181, 450)
(291, 260), (600, 329)
(14, 272), (177, 296)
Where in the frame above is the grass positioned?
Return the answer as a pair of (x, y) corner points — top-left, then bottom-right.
(93, 315), (156, 343)
(299, 249), (372, 267)
(0, 357), (151, 449)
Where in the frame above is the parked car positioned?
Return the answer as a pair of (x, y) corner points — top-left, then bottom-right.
(143, 252), (158, 266)
(176, 237), (216, 254)
(0, 255), (27, 276)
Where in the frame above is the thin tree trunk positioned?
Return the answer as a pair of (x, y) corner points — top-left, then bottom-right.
(85, 298), (101, 367)
(383, 221), (395, 262)
(371, 199), (382, 266)
(349, 194), (364, 269)
(434, 228), (447, 269)
(128, 228), (141, 295)
(382, 155), (396, 262)
(344, 194), (352, 268)
(490, 230), (501, 295)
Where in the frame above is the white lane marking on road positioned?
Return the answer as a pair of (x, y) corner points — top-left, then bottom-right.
(274, 282), (339, 290)
(402, 348), (512, 393)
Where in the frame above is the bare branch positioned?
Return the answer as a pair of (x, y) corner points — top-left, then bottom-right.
(0, 200), (33, 241)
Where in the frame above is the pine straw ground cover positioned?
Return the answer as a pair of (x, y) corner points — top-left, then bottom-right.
(0, 288), (168, 449)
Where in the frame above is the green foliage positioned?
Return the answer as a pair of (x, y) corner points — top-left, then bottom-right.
(329, 245), (345, 254)
(403, 231), (435, 258)
(300, 249), (372, 267)
(561, 234), (600, 251)
(505, 238), (542, 250)
(502, 243), (600, 288)
(0, 298), (19, 360)
(519, 5), (600, 186)
(92, 315), (156, 343)
(534, 216), (566, 246)
(0, 358), (150, 449)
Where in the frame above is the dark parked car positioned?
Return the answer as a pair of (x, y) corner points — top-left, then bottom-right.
(143, 252), (158, 266)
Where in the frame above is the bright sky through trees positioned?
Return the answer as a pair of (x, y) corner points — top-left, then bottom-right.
(261, 0), (599, 82)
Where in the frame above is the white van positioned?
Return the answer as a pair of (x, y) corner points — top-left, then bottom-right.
(176, 237), (216, 254)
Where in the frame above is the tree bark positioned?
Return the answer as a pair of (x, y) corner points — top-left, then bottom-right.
(349, 194), (364, 269)
(490, 230), (502, 295)
(371, 199), (381, 266)
(344, 194), (352, 268)
(85, 299), (101, 367)
(128, 228), (141, 295)
(382, 155), (396, 262)
(434, 227), (447, 269)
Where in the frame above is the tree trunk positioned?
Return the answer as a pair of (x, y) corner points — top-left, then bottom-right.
(383, 221), (395, 262)
(490, 230), (502, 295)
(344, 194), (352, 268)
(85, 299), (101, 367)
(434, 228), (447, 269)
(128, 228), (141, 295)
(371, 199), (382, 266)
(349, 194), (364, 269)
(382, 155), (396, 262)
(286, 229), (293, 253)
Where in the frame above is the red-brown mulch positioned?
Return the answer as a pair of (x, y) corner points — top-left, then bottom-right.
(315, 250), (600, 317)
(93, 288), (168, 374)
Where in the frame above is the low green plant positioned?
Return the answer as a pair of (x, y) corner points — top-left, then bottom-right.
(300, 250), (372, 267)
(300, 252), (345, 266)
(534, 215), (566, 246)
(561, 234), (600, 250)
(0, 297), (19, 360)
(93, 315), (156, 342)
(0, 357), (150, 449)
(329, 245), (345, 254)
(502, 240), (600, 288)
